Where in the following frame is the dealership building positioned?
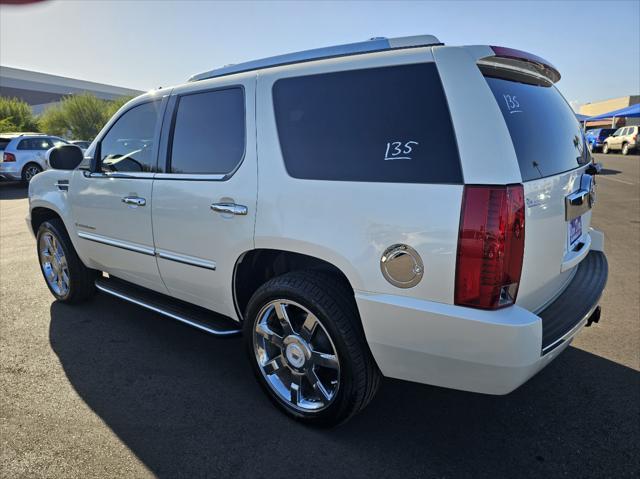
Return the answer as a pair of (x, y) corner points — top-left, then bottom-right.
(0, 65), (143, 114)
(580, 95), (640, 128)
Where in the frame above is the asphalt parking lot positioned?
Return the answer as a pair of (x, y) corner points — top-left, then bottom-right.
(1, 153), (638, 478)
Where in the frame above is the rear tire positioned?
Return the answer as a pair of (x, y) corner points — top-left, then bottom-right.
(602, 143), (609, 154)
(621, 143), (629, 155)
(36, 219), (97, 303)
(244, 270), (381, 427)
(22, 163), (42, 184)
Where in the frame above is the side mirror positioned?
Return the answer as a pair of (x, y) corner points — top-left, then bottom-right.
(47, 145), (84, 170)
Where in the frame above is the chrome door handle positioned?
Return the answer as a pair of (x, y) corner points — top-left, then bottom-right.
(122, 196), (146, 206)
(210, 203), (247, 216)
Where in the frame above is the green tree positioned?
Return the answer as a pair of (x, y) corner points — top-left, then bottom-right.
(0, 97), (39, 133)
(105, 95), (133, 119)
(39, 93), (111, 140)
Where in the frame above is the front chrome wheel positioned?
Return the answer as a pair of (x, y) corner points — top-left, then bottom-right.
(253, 299), (340, 412)
(39, 231), (70, 298)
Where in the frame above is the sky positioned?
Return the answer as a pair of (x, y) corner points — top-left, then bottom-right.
(1, 0), (639, 111)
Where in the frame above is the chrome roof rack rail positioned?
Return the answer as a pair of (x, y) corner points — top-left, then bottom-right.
(188, 34), (442, 82)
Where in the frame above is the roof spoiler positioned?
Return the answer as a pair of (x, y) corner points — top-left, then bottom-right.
(479, 46), (561, 83)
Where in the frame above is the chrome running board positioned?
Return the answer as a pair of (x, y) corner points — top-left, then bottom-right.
(95, 276), (241, 337)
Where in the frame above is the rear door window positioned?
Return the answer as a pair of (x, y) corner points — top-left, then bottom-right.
(273, 63), (462, 183)
(483, 74), (589, 181)
(17, 138), (53, 150)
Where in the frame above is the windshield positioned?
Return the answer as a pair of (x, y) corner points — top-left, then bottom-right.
(483, 73), (590, 181)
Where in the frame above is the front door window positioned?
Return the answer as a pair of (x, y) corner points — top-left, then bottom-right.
(100, 101), (162, 173)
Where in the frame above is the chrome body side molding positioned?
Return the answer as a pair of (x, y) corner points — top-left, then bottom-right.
(78, 231), (217, 270)
(156, 249), (217, 270)
(77, 231), (156, 256)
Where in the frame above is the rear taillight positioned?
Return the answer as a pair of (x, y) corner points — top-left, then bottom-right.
(455, 184), (525, 310)
(3, 152), (16, 162)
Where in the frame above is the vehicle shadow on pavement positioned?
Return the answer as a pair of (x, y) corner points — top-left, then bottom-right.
(0, 182), (27, 200)
(49, 295), (639, 478)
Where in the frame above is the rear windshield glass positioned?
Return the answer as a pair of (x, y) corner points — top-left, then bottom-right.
(0, 139), (11, 151)
(273, 63), (462, 184)
(484, 74), (589, 181)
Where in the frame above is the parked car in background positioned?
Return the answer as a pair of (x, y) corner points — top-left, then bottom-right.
(585, 128), (615, 152)
(602, 125), (639, 155)
(28, 36), (608, 426)
(0, 133), (68, 183)
(70, 140), (91, 152)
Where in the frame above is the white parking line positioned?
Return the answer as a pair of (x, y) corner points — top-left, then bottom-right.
(597, 176), (635, 186)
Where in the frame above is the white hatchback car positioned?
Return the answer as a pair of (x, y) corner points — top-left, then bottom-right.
(0, 133), (68, 183)
(28, 35), (608, 426)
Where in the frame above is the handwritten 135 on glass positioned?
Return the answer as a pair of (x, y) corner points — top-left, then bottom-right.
(385, 140), (419, 161)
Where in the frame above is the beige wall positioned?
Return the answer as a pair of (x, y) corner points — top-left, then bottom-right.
(579, 96), (640, 116)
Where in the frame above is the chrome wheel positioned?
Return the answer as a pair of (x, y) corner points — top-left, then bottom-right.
(24, 165), (41, 182)
(39, 231), (70, 297)
(253, 299), (340, 412)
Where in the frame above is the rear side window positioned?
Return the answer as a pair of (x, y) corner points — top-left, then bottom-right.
(17, 138), (53, 150)
(273, 63), (462, 183)
(169, 88), (245, 175)
(484, 75), (589, 181)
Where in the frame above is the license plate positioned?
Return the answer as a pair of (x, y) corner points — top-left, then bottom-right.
(569, 216), (582, 247)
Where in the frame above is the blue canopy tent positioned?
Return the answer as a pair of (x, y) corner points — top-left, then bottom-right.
(586, 103), (640, 127)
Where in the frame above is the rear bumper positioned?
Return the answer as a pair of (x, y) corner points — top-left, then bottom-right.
(356, 250), (608, 395)
(540, 251), (607, 352)
(0, 165), (21, 181)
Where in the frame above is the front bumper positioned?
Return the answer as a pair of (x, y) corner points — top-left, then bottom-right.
(356, 250), (608, 395)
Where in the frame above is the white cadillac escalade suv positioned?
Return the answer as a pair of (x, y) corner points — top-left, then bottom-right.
(28, 35), (608, 426)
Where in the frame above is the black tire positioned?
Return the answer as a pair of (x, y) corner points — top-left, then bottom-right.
(244, 270), (381, 427)
(22, 163), (42, 184)
(36, 218), (97, 303)
(621, 143), (629, 155)
(602, 143), (609, 154)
